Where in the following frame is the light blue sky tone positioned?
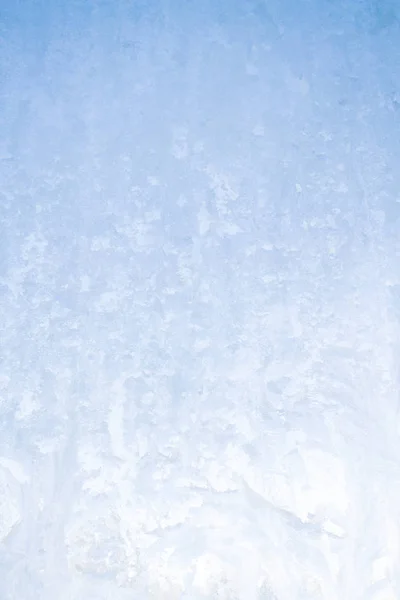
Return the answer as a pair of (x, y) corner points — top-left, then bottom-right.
(1, 1), (400, 598)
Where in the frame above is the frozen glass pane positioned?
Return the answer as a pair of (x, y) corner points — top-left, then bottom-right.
(1, 1), (400, 599)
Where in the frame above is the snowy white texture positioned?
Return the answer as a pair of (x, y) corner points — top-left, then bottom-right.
(1, 0), (400, 598)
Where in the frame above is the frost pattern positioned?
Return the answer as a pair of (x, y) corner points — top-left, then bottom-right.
(1, 1), (400, 599)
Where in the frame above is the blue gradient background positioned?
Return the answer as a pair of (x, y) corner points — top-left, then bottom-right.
(1, 1), (400, 599)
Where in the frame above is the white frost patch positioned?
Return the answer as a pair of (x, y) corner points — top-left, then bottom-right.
(296, 448), (348, 518)
(15, 390), (40, 420)
(252, 124), (265, 136)
(0, 457), (29, 484)
(198, 203), (212, 235)
(0, 467), (21, 542)
(227, 347), (262, 382)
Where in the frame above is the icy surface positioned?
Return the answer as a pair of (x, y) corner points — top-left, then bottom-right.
(1, 1), (400, 599)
